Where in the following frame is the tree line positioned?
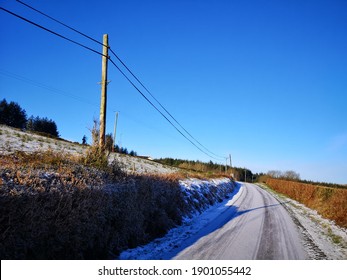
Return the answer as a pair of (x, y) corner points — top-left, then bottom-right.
(154, 157), (258, 181)
(267, 170), (301, 180)
(0, 99), (59, 137)
(263, 169), (345, 189)
(155, 158), (221, 172)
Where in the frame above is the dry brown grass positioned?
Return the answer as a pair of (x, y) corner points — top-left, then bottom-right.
(176, 169), (231, 180)
(266, 178), (347, 228)
(0, 149), (234, 259)
(0, 151), (186, 259)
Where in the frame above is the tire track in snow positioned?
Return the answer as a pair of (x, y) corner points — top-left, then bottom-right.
(174, 183), (307, 259)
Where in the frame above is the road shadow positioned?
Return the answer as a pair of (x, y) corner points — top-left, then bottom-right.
(165, 183), (288, 259)
(236, 202), (288, 216)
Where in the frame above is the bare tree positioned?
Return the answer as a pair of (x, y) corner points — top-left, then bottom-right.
(267, 170), (300, 180)
(283, 170), (300, 180)
(267, 170), (282, 178)
(89, 118), (99, 146)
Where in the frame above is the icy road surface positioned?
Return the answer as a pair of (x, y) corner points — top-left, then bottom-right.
(121, 182), (347, 260)
(170, 182), (306, 259)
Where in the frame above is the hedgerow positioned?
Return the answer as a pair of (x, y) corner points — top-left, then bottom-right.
(266, 178), (347, 228)
(0, 151), (185, 259)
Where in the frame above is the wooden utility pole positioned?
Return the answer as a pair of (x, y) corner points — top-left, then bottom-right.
(112, 111), (118, 152)
(99, 34), (109, 148)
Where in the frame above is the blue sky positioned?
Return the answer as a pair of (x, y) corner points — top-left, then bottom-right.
(1, 0), (346, 184)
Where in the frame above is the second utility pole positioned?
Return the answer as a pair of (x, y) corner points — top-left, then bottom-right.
(99, 34), (109, 148)
(113, 111), (118, 152)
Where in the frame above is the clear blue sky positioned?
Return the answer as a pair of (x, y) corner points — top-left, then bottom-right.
(1, 0), (346, 184)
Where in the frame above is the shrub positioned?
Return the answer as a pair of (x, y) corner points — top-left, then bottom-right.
(81, 119), (109, 169)
(82, 144), (109, 169)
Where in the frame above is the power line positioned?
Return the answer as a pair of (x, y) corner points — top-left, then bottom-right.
(108, 58), (223, 161)
(1, 4), (225, 161)
(0, 7), (106, 57)
(0, 69), (125, 121)
(108, 49), (226, 160)
(11, 0), (225, 159)
(15, 0), (104, 47)
(0, 69), (97, 107)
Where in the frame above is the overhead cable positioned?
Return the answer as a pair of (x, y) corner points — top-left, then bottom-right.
(12, 0), (225, 159)
(0, 7), (106, 57)
(108, 58), (223, 161)
(1, 4), (225, 161)
(0, 69), (97, 107)
(15, 0), (104, 47)
(108, 49), (226, 160)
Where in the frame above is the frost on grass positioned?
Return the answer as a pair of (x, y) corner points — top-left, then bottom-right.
(0, 125), (237, 259)
(120, 178), (237, 260)
(0, 152), (186, 259)
(0, 124), (178, 175)
(0, 124), (84, 156)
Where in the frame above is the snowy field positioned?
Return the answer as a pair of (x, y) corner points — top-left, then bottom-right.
(110, 153), (178, 175)
(0, 124), (177, 175)
(0, 124), (85, 155)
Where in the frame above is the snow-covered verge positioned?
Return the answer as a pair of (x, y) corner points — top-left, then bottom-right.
(180, 178), (236, 216)
(258, 184), (347, 260)
(120, 178), (237, 260)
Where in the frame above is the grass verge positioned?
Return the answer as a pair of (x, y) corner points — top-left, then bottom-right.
(265, 178), (347, 228)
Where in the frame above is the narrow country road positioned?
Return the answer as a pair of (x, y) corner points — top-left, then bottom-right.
(170, 183), (307, 260)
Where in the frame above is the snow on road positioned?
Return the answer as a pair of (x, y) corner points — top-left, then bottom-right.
(120, 182), (347, 260)
(172, 183), (306, 259)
